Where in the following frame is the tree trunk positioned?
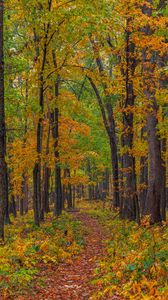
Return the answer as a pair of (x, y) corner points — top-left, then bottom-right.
(161, 138), (166, 221)
(23, 82), (29, 215)
(0, 1), (11, 226)
(0, 0), (8, 240)
(33, 1), (52, 225)
(88, 38), (120, 208)
(33, 162), (41, 226)
(139, 156), (148, 214)
(33, 63), (44, 226)
(106, 102), (120, 207)
(42, 165), (50, 214)
(87, 159), (93, 201)
(72, 185), (76, 208)
(142, 0), (162, 224)
(88, 77), (120, 207)
(4, 170), (11, 224)
(54, 155), (62, 216)
(95, 183), (100, 200)
(51, 77), (62, 216)
(23, 177), (29, 214)
(144, 112), (162, 223)
(10, 195), (17, 218)
(20, 198), (24, 216)
(139, 127), (148, 214)
(122, 18), (140, 223)
(119, 136), (124, 217)
(41, 124), (51, 216)
(62, 184), (66, 209)
(20, 174), (28, 215)
(66, 169), (73, 209)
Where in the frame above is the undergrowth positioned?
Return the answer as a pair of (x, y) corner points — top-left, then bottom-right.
(85, 201), (168, 300)
(0, 211), (84, 298)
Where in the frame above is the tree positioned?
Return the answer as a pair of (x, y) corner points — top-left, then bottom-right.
(2, 0), (167, 228)
(142, 0), (163, 224)
(121, 14), (140, 222)
(0, 0), (8, 239)
(51, 76), (63, 216)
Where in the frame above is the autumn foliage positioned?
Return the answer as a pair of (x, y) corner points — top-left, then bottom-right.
(0, 0), (167, 299)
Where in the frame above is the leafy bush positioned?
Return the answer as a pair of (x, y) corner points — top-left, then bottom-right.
(0, 211), (84, 297)
(89, 207), (168, 300)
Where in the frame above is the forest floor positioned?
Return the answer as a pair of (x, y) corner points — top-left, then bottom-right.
(1, 202), (168, 300)
(24, 211), (109, 300)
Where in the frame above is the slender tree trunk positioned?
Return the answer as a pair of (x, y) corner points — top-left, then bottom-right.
(23, 176), (29, 214)
(20, 198), (24, 216)
(22, 148), (29, 215)
(33, 79), (43, 224)
(63, 169), (68, 209)
(72, 185), (76, 208)
(0, 0), (8, 240)
(82, 185), (85, 199)
(161, 138), (166, 221)
(23, 81), (29, 215)
(87, 159), (93, 201)
(106, 102), (120, 207)
(33, 0), (52, 225)
(119, 136), (124, 216)
(95, 183), (99, 199)
(10, 195), (17, 218)
(4, 170), (11, 224)
(41, 124), (51, 216)
(42, 165), (50, 214)
(51, 77), (62, 216)
(20, 174), (28, 216)
(66, 169), (73, 209)
(33, 162), (41, 225)
(33, 66), (44, 226)
(62, 184), (66, 209)
(0, 1), (11, 224)
(105, 168), (110, 196)
(54, 147), (62, 216)
(102, 169), (110, 199)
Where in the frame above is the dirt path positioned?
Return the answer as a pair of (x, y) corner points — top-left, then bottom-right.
(28, 212), (106, 300)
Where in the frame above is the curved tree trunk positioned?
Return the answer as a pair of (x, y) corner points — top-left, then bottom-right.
(88, 77), (120, 207)
(106, 102), (120, 207)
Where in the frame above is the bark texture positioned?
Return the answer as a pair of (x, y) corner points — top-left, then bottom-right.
(142, 0), (162, 224)
(122, 18), (139, 223)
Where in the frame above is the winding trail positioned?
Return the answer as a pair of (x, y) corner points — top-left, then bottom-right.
(29, 212), (106, 300)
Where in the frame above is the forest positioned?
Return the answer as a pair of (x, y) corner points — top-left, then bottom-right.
(0, 0), (168, 299)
